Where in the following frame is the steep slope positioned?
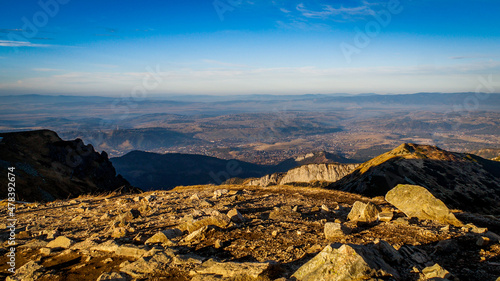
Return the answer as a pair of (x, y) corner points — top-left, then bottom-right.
(246, 163), (359, 187)
(0, 130), (135, 202)
(111, 151), (273, 190)
(328, 143), (500, 214)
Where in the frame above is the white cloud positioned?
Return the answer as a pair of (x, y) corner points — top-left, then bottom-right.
(1, 61), (498, 95)
(0, 40), (51, 47)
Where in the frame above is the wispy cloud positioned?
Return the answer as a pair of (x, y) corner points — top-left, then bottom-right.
(32, 68), (62, 72)
(450, 55), (497, 60)
(280, 8), (291, 13)
(92, 64), (119, 68)
(0, 40), (51, 47)
(202, 59), (248, 68)
(296, 3), (374, 19)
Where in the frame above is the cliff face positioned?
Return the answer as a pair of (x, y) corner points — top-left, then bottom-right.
(0, 130), (136, 202)
(247, 163), (359, 187)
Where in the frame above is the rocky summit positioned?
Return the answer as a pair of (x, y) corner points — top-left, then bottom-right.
(1, 185), (500, 280)
(328, 143), (500, 215)
(1, 132), (500, 280)
(0, 130), (137, 202)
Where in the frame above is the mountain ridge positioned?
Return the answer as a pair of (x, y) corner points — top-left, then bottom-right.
(0, 130), (137, 202)
(328, 143), (500, 214)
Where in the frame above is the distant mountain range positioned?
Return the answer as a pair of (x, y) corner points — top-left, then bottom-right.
(2, 129), (499, 216)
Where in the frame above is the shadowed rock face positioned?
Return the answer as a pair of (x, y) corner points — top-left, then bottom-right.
(328, 143), (500, 215)
(0, 130), (136, 202)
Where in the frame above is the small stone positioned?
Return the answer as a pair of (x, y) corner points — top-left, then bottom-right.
(272, 230), (278, 238)
(184, 212), (231, 233)
(440, 225), (450, 232)
(96, 272), (129, 281)
(145, 231), (173, 245)
(39, 247), (52, 255)
(347, 201), (381, 223)
(471, 225), (488, 234)
(111, 227), (128, 238)
(200, 200), (214, 208)
(45, 229), (60, 239)
(378, 211), (394, 222)
(190, 193), (200, 200)
(133, 196), (143, 202)
(116, 244), (148, 259)
(321, 204), (330, 212)
(421, 263), (452, 280)
(228, 190), (243, 195)
(324, 222), (350, 240)
(17, 230), (31, 239)
(214, 239), (223, 249)
(213, 189), (229, 199)
(101, 213), (111, 220)
(46, 236), (74, 249)
(477, 236), (490, 247)
(227, 208), (245, 223)
(91, 240), (120, 253)
(185, 226), (209, 242)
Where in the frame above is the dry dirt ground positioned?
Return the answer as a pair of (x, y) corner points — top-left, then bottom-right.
(1, 185), (500, 280)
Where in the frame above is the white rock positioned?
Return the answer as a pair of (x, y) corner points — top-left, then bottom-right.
(46, 236), (74, 249)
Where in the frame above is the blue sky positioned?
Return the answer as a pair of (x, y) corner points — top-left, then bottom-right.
(0, 0), (499, 95)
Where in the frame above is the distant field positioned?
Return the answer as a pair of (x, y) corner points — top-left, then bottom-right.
(1, 93), (499, 163)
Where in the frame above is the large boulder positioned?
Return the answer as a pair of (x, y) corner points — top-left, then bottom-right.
(292, 244), (400, 281)
(190, 259), (271, 279)
(385, 184), (462, 227)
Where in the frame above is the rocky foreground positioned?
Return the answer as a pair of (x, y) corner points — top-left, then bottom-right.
(1, 184), (500, 281)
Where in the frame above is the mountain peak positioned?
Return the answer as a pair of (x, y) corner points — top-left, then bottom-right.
(329, 143), (500, 214)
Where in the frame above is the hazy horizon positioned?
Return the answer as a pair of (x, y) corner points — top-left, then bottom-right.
(1, 0), (500, 95)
